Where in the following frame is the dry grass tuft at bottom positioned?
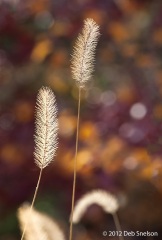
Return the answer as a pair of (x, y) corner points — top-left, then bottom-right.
(18, 203), (65, 240)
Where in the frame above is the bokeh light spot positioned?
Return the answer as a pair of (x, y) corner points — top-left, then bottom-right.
(123, 157), (138, 170)
(100, 91), (116, 106)
(119, 123), (145, 143)
(34, 11), (54, 30)
(130, 102), (147, 120)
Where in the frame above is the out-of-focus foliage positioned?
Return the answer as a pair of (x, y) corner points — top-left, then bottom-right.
(0, 0), (162, 239)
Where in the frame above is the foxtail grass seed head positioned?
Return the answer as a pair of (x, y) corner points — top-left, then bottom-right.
(34, 87), (58, 169)
(72, 190), (119, 223)
(71, 18), (100, 88)
(18, 204), (65, 240)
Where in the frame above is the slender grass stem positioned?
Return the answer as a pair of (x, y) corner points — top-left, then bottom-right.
(69, 87), (81, 240)
(112, 212), (124, 240)
(20, 167), (43, 240)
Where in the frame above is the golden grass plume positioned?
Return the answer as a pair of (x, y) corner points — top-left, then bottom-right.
(72, 189), (119, 223)
(71, 18), (100, 88)
(34, 86), (58, 169)
(18, 203), (65, 240)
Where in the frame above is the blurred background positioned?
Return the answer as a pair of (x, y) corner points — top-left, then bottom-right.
(0, 0), (162, 239)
